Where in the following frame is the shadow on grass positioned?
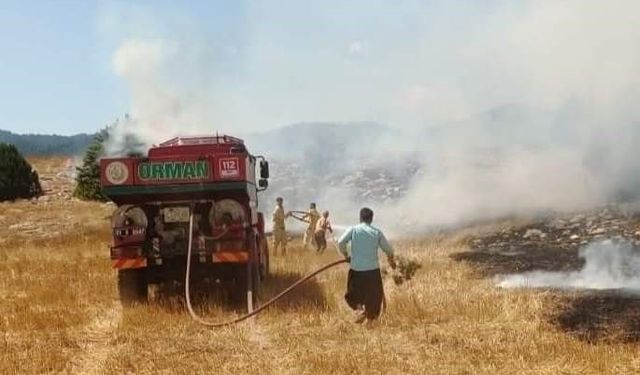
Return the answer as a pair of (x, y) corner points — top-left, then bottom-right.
(261, 272), (328, 312)
(148, 279), (234, 313)
(146, 271), (327, 314)
(548, 290), (640, 343)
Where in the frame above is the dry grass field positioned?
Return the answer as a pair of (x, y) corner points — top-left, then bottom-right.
(2, 157), (640, 374)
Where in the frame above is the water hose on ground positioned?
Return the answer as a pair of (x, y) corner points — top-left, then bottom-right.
(184, 209), (348, 327)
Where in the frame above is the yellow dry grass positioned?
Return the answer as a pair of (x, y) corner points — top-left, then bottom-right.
(2, 158), (640, 374)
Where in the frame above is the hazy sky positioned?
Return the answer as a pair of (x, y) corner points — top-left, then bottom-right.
(0, 0), (520, 136)
(0, 1), (245, 135)
(2, 1), (635, 139)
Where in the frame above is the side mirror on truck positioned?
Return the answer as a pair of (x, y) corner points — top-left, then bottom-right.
(258, 179), (269, 189)
(260, 160), (269, 179)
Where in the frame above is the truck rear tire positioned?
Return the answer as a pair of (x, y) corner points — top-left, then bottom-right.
(260, 237), (270, 281)
(231, 263), (260, 309)
(118, 268), (148, 305)
(252, 260), (261, 300)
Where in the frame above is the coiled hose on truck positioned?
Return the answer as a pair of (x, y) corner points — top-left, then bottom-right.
(184, 210), (348, 327)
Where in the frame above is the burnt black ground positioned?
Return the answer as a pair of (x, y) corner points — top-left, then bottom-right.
(549, 290), (640, 343)
(451, 207), (640, 343)
(451, 245), (583, 277)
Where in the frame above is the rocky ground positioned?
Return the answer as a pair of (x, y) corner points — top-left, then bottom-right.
(457, 205), (640, 276)
(329, 161), (421, 202)
(35, 156), (76, 201)
(264, 158), (421, 212)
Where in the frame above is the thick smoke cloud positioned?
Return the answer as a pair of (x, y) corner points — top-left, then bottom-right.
(102, 1), (640, 234)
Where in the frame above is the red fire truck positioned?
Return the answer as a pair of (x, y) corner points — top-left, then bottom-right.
(100, 135), (270, 310)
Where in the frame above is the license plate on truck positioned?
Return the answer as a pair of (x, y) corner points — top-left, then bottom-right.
(163, 206), (190, 223)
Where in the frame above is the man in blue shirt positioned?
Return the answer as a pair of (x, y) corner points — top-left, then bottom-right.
(338, 207), (396, 324)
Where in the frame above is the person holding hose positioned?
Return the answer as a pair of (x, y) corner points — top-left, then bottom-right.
(302, 202), (321, 250)
(272, 197), (291, 255)
(337, 207), (396, 325)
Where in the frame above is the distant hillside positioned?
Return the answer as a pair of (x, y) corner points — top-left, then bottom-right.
(0, 129), (95, 155)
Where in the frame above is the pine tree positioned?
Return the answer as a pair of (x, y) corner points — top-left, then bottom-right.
(0, 143), (42, 201)
(73, 116), (145, 201)
(73, 130), (109, 201)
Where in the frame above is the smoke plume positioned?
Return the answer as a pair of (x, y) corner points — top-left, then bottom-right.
(497, 241), (640, 291)
(101, 1), (640, 234)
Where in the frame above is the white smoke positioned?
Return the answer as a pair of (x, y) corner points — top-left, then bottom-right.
(100, 1), (640, 233)
(497, 241), (640, 290)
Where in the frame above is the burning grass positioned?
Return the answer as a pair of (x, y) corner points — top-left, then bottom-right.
(2, 158), (640, 373)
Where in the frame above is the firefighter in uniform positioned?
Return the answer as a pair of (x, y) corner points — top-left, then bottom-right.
(272, 197), (291, 255)
(302, 203), (321, 250)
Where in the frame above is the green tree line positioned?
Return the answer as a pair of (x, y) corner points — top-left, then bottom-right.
(0, 129), (94, 155)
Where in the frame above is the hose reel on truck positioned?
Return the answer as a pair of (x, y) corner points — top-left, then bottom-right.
(111, 205), (148, 238)
(110, 205), (148, 259)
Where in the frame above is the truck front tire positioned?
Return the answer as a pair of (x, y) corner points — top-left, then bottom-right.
(118, 268), (148, 305)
